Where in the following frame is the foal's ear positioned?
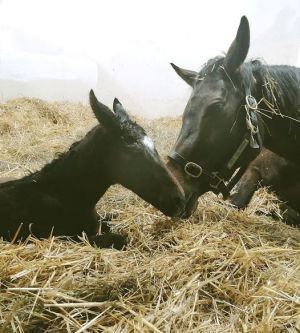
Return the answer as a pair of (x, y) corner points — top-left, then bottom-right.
(170, 63), (198, 87)
(223, 16), (250, 73)
(113, 98), (130, 123)
(89, 90), (118, 130)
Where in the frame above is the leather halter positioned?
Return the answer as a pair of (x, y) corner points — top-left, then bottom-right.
(168, 95), (263, 198)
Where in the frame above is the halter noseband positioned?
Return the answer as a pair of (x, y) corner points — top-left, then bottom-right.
(168, 94), (263, 198)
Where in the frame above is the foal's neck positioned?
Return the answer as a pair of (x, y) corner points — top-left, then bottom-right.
(36, 125), (114, 208)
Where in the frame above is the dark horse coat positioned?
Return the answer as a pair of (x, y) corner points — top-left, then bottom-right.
(167, 16), (300, 221)
(229, 148), (300, 226)
(0, 91), (185, 247)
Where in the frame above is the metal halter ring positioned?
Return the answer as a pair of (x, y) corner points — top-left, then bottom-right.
(210, 172), (225, 189)
(184, 162), (203, 178)
(245, 95), (258, 110)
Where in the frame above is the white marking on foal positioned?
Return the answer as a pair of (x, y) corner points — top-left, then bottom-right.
(142, 136), (155, 153)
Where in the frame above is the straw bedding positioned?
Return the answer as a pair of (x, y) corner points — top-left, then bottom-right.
(0, 98), (299, 333)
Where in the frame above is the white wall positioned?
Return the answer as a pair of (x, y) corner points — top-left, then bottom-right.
(0, 0), (299, 117)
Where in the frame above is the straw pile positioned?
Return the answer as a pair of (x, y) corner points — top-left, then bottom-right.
(0, 98), (299, 333)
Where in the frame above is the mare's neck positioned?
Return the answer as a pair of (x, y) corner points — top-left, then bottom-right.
(254, 65), (300, 165)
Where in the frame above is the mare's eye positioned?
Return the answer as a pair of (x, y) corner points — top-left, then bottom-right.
(207, 102), (224, 113)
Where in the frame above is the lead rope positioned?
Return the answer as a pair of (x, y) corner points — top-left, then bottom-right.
(245, 94), (260, 148)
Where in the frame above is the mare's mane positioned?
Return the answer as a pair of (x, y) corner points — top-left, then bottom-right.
(197, 56), (300, 119)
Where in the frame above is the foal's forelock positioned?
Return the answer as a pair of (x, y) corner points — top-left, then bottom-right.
(142, 136), (155, 153)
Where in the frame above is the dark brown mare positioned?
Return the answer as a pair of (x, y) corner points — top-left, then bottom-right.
(167, 16), (300, 219)
(0, 90), (185, 248)
(230, 148), (300, 226)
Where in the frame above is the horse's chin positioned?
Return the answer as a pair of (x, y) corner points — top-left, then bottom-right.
(181, 192), (199, 219)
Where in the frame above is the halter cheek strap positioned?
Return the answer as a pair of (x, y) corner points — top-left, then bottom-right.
(168, 94), (263, 198)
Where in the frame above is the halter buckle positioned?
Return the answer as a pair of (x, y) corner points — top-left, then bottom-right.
(184, 162), (203, 178)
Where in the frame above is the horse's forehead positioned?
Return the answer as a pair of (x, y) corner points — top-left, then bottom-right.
(201, 75), (225, 90)
(124, 122), (145, 139)
(134, 127), (147, 141)
(131, 125), (156, 154)
(142, 135), (155, 152)
(193, 77), (226, 100)
(124, 123), (157, 155)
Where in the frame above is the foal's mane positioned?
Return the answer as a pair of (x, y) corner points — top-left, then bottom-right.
(5, 125), (106, 187)
(198, 56), (300, 120)
(19, 116), (144, 184)
(34, 125), (109, 182)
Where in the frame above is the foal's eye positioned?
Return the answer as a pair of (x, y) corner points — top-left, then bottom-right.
(207, 102), (224, 113)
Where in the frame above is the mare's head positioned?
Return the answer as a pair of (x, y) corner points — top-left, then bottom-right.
(168, 16), (262, 217)
(89, 90), (185, 217)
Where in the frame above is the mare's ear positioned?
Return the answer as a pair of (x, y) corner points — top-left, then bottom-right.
(113, 98), (130, 123)
(89, 90), (119, 130)
(170, 63), (198, 87)
(223, 16), (250, 73)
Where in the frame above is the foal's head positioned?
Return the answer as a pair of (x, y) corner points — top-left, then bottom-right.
(89, 90), (185, 217)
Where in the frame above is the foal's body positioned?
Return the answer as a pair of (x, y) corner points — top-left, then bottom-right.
(0, 91), (185, 246)
(0, 133), (110, 240)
